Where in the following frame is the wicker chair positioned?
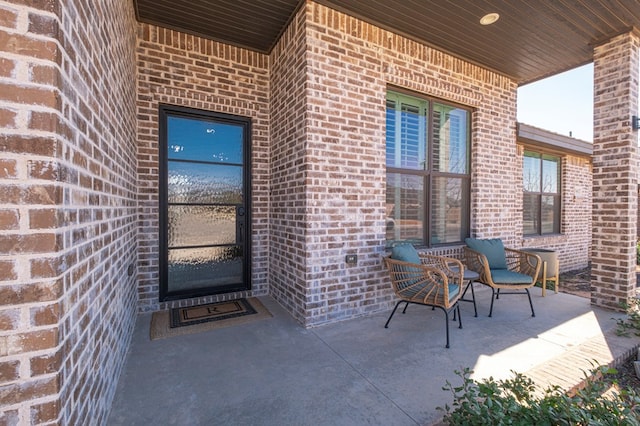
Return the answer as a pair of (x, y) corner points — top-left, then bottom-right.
(383, 247), (464, 348)
(463, 238), (541, 318)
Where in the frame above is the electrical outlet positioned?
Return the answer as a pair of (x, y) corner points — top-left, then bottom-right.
(345, 254), (357, 264)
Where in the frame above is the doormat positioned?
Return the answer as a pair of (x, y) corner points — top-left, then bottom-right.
(150, 297), (272, 340)
(171, 298), (257, 328)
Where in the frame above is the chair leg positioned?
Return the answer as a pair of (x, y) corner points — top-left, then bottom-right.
(526, 288), (535, 317)
(452, 303), (464, 324)
(461, 281), (478, 317)
(385, 301), (403, 328)
(496, 288), (500, 299)
(442, 308), (450, 349)
(489, 288), (496, 317)
(389, 301), (458, 348)
(402, 301), (410, 314)
(487, 288), (536, 318)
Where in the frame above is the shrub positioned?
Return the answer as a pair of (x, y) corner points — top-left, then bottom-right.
(615, 297), (640, 337)
(439, 366), (640, 425)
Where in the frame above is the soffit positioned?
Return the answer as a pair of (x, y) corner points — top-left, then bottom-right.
(133, 0), (640, 85)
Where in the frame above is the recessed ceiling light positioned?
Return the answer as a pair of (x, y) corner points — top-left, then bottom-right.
(480, 13), (500, 25)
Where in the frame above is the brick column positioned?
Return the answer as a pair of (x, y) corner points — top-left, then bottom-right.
(1, 0), (139, 423)
(0, 1), (64, 423)
(592, 31), (640, 310)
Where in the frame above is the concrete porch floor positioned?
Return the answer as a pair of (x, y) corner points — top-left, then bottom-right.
(108, 286), (640, 426)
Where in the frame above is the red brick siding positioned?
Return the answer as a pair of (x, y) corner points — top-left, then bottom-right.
(269, 9), (309, 323)
(133, 1), (592, 329)
(558, 156), (593, 271)
(54, 1), (139, 424)
(0, 0), (138, 423)
(136, 24), (270, 312)
(0, 0), (64, 423)
(274, 2), (518, 326)
(591, 32), (640, 309)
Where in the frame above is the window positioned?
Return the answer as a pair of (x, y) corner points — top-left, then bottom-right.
(385, 90), (471, 247)
(523, 151), (560, 235)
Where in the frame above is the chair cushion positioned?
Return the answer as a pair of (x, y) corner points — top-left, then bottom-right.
(390, 244), (422, 290)
(465, 238), (508, 270)
(390, 243), (421, 264)
(490, 269), (533, 285)
(448, 284), (460, 301)
(399, 282), (460, 303)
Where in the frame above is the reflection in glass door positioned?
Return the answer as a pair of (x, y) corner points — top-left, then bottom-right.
(159, 105), (251, 301)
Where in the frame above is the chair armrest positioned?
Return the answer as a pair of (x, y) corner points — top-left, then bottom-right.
(418, 253), (464, 287)
(463, 246), (492, 284)
(504, 248), (541, 283)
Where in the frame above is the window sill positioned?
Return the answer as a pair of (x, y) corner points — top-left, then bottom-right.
(523, 233), (564, 240)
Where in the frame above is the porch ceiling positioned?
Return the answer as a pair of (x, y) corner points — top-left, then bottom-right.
(133, 0), (640, 85)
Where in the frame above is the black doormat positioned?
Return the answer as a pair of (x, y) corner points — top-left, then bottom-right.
(170, 298), (257, 328)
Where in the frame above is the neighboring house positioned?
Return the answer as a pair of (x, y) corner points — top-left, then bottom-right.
(517, 123), (593, 272)
(1, 1), (637, 424)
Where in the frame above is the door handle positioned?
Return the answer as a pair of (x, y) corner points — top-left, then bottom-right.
(236, 205), (245, 245)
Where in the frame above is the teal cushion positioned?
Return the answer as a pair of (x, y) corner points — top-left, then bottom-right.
(448, 284), (460, 302)
(390, 243), (420, 264)
(490, 269), (533, 285)
(397, 282), (460, 303)
(465, 238), (508, 269)
(390, 244), (421, 290)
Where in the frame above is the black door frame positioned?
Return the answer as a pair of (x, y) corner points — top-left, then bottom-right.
(158, 104), (252, 302)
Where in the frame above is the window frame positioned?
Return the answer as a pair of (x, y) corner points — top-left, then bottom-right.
(522, 150), (562, 236)
(385, 88), (472, 248)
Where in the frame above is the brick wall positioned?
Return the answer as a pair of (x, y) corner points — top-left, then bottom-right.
(131, 1), (590, 329)
(0, 0), (609, 421)
(275, 2), (519, 326)
(269, 9), (309, 323)
(136, 23), (270, 312)
(592, 31), (640, 309)
(54, 3), (139, 422)
(0, 0), (138, 424)
(0, 0), (67, 423)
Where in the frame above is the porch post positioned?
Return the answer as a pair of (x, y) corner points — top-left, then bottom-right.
(591, 31), (640, 310)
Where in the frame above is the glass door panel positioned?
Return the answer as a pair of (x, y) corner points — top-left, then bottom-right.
(159, 106), (251, 301)
(167, 205), (236, 247)
(168, 163), (243, 204)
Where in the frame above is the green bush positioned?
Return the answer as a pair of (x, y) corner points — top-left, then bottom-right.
(439, 366), (640, 425)
(637, 241), (640, 265)
(615, 297), (640, 337)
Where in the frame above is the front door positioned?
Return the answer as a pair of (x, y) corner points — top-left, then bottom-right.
(159, 105), (251, 301)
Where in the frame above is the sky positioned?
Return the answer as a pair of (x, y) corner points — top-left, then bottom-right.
(517, 63), (594, 142)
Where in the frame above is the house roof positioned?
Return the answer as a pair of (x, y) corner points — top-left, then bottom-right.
(517, 123), (592, 157)
(133, 0), (640, 85)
